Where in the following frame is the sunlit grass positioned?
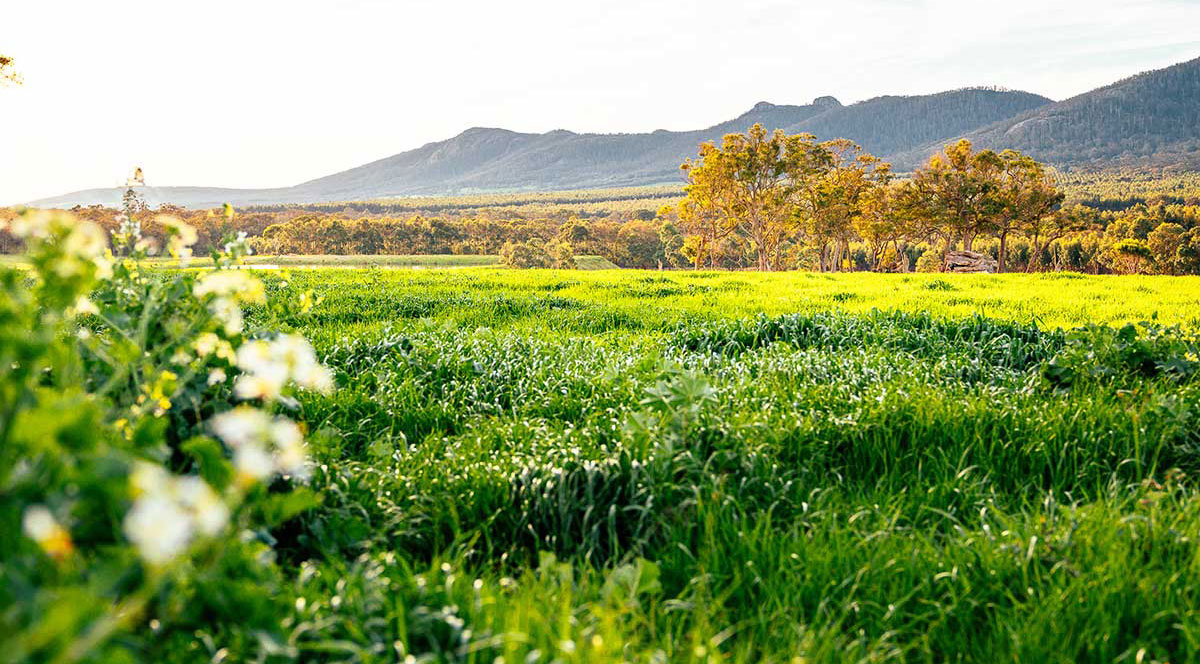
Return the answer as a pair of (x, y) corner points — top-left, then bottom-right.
(283, 268), (1200, 334)
(230, 268), (1200, 661)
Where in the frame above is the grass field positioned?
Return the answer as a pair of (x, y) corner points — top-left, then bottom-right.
(224, 269), (1200, 662)
(284, 269), (1200, 335)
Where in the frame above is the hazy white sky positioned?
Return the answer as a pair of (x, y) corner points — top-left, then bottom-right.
(3, 0), (1199, 203)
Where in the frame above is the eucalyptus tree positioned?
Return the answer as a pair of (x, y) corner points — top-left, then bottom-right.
(680, 124), (800, 271)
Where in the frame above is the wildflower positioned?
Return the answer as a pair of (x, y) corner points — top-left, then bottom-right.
(124, 462), (230, 565)
(234, 372), (284, 401)
(297, 289), (320, 314)
(57, 221), (114, 277)
(124, 495), (193, 565)
(175, 476), (229, 536)
(208, 368), (227, 386)
(12, 212), (114, 278)
(131, 461), (171, 498)
(113, 213), (142, 250)
(7, 210), (55, 240)
(209, 406), (313, 484)
(72, 295), (99, 317)
(134, 237), (158, 256)
(193, 270), (266, 304)
(23, 505), (73, 561)
(222, 230), (252, 257)
(194, 332), (237, 362)
(63, 221), (108, 258)
(209, 407), (273, 448)
(138, 370), (178, 417)
(233, 443), (276, 487)
(209, 297), (244, 335)
(271, 419), (310, 479)
(194, 332), (220, 356)
(157, 215), (198, 261)
(295, 363), (335, 393)
(234, 335), (333, 401)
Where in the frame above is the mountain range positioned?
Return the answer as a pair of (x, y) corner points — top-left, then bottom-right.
(28, 56), (1200, 209)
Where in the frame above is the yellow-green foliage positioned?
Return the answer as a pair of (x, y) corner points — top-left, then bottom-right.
(291, 268), (1200, 332)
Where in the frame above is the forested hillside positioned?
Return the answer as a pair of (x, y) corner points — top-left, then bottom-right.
(787, 88), (1050, 158)
(898, 56), (1200, 169)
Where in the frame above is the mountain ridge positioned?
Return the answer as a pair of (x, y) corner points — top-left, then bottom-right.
(893, 56), (1200, 169)
(29, 58), (1200, 208)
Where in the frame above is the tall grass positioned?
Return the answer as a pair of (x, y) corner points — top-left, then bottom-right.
(248, 270), (1200, 662)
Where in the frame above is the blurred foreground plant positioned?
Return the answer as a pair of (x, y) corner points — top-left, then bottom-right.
(0, 209), (332, 663)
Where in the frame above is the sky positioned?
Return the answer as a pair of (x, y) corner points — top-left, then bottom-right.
(2, 0), (1199, 204)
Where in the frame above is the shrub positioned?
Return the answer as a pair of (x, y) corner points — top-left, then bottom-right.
(915, 247), (943, 273)
(500, 238), (575, 269)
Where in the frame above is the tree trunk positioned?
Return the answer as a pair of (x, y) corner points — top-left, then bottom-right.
(998, 231), (1008, 273)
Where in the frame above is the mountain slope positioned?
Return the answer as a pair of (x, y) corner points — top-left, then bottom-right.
(895, 56), (1200, 169)
(29, 87), (1056, 208)
(289, 89), (1051, 200)
(786, 88), (1053, 158)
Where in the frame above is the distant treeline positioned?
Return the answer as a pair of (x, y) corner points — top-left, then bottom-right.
(1056, 170), (1200, 211)
(241, 186), (682, 217)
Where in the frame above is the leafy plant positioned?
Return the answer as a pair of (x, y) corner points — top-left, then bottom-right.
(0, 210), (333, 662)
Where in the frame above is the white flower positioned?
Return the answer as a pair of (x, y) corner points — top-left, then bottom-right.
(131, 461), (171, 498)
(223, 231), (252, 257)
(72, 296), (99, 316)
(175, 476), (229, 536)
(23, 505), (73, 559)
(9, 212), (53, 240)
(234, 443), (276, 485)
(193, 271), (265, 304)
(234, 339), (281, 377)
(234, 335), (333, 401)
(210, 407), (273, 448)
(207, 369), (227, 386)
(124, 462), (230, 565)
(115, 213), (141, 241)
(208, 407), (313, 484)
(194, 333), (236, 362)
(22, 505), (60, 541)
(124, 495), (193, 565)
(59, 221), (112, 278)
(13, 212), (113, 278)
(234, 373), (285, 401)
(271, 420), (310, 478)
(194, 332), (221, 356)
(209, 297), (244, 335)
(293, 362), (334, 394)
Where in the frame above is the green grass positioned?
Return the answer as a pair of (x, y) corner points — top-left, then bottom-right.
(249, 270), (1200, 662)
(283, 269), (1200, 335)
